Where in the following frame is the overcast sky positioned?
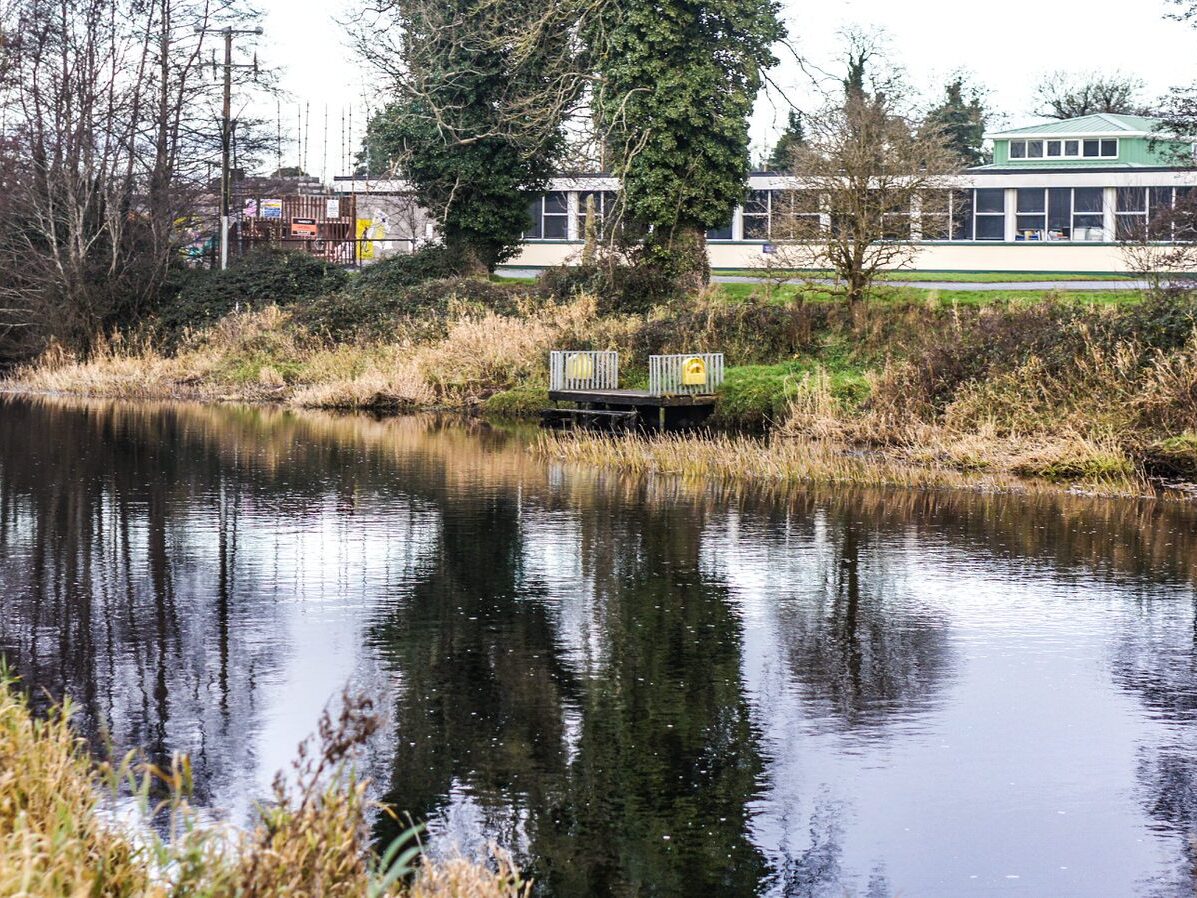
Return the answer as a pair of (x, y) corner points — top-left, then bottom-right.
(250, 0), (1197, 179)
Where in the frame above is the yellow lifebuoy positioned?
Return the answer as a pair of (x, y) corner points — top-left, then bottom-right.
(682, 356), (707, 386)
(565, 353), (594, 381)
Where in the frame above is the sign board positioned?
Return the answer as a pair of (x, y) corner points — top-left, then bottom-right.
(291, 217), (318, 238)
(243, 199), (258, 218)
(325, 198), (341, 218)
(261, 199), (282, 220)
(355, 219), (375, 260)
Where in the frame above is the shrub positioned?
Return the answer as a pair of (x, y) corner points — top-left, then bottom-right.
(161, 249), (348, 337)
(352, 245), (461, 293)
(295, 277), (533, 343)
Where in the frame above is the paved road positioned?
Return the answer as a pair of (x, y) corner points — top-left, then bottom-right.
(497, 267), (1151, 292)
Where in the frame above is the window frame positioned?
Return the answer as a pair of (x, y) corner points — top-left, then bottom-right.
(1008, 137), (1118, 161)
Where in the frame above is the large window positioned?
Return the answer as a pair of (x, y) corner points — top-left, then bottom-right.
(1013, 188), (1103, 241)
(1009, 138), (1117, 161)
(974, 188), (1006, 241)
(523, 192), (569, 240)
(1117, 187), (1197, 241)
(741, 189), (771, 239)
(575, 191), (619, 239)
(770, 190), (822, 239)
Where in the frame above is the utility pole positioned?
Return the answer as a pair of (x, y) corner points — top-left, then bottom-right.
(202, 25), (262, 270)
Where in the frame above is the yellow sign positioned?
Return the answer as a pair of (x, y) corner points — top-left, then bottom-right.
(682, 356), (707, 386)
(565, 353), (594, 381)
(356, 219), (375, 260)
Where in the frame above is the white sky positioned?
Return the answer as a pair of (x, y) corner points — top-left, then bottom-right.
(250, 0), (1197, 179)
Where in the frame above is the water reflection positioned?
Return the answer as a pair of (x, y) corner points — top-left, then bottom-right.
(3, 397), (1197, 896)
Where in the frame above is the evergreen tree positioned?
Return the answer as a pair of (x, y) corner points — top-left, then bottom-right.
(765, 111), (806, 171)
(923, 75), (989, 167)
(356, 0), (575, 274)
(592, 0), (784, 290)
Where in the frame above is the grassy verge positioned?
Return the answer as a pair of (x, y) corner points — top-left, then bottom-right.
(0, 669), (526, 897)
(714, 282), (1145, 306)
(711, 269), (1138, 283)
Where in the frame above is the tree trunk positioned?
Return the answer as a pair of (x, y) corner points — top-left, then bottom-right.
(647, 225), (710, 294)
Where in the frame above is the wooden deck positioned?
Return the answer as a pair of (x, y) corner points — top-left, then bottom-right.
(542, 389), (717, 431)
(547, 389), (716, 407)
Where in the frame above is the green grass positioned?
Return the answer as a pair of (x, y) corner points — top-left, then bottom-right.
(713, 358), (869, 428)
(482, 384), (547, 419)
(714, 269), (1137, 283)
(714, 282), (1146, 307)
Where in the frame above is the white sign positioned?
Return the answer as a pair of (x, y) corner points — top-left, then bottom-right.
(326, 199), (341, 218)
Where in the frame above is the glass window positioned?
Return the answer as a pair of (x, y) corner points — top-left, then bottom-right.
(1083, 140), (1100, 158)
(976, 188), (1005, 213)
(1117, 187), (1146, 213)
(1017, 189), (1045, 213)
(576, 191), (619, 239)
(976, 215), (1005, 240)
(771, 190), (821, 239)
(1101, 139), (1118, 158)
(951, 190), (974, 240)
(1009, 140), (1027, 159)
(540, 191), (569, 238)
(1074, 187), (1103, 213)
(918, 190), (953, 241)
(706, 220), (733, 241)
(1027, 140), (1044, 158)
(1047, 141), (1062, 157)
(1065, 140), (1080, 156)
(1048, 188), (1071, 236)
(741, 190), (771, 238)
(523, 197), (543, 240)
(974, 188), (1006, 240)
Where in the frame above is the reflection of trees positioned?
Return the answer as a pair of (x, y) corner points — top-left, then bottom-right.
(0, 399), (439, 811)
(777, 515), (951, 729)
(375, 490), (770, 896)
(1108, 583), (1197, 895)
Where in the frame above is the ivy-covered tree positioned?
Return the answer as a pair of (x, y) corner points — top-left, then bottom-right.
(353, 0), (579, 273)
(592, 0), (784, 291)
(923, 75), (990, 167)
(765, 110), (806, 171)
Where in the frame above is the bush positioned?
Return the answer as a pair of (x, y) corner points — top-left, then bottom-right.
(160, 250), (348, 337)
(352, 245), (461, 294)
(295, 277), (533, 343)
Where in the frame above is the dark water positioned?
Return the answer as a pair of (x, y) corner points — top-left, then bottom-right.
(4, 398), (1197, 897)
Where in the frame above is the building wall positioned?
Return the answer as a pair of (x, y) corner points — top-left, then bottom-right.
(507, 240), (1133, 273)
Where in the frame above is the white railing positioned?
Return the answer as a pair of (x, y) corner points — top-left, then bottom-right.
(649, 353), (725, 395)
(549, 350), (619, 392)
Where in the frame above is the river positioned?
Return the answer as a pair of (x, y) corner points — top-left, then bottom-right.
(2, 397), (1197, 897)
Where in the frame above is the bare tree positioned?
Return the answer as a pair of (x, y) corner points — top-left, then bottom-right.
(767, 93), (961, 303)
(0, 0), (266, 357)
(1119, 190), (1197, 296)
(1033, 71), (1151, 120)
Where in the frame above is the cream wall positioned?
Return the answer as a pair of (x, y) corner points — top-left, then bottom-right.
(508, 241), (1134, 273)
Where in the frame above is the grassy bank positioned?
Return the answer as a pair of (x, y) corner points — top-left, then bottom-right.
(0, 670), (526, 897)
(8, 254), (1197, 495)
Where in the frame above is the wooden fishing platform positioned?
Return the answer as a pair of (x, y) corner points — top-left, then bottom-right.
(541, 352), (723, 432)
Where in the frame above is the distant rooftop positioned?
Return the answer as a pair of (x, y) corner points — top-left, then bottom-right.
(985, 113), (1166, 140)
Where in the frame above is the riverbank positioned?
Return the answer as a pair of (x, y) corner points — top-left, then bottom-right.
(7, 263), (1197, 497)
(0, 671), (526, 897)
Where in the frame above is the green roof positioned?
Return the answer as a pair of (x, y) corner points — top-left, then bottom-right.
(986, 114), (1166, 140)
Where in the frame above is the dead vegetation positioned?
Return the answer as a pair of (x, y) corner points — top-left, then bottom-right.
(0, 669), (528, 898)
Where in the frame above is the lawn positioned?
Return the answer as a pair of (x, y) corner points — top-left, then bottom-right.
(712, 269), (1137, 283)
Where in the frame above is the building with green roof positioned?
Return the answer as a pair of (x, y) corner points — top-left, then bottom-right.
(344, 114), (1197, 273)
